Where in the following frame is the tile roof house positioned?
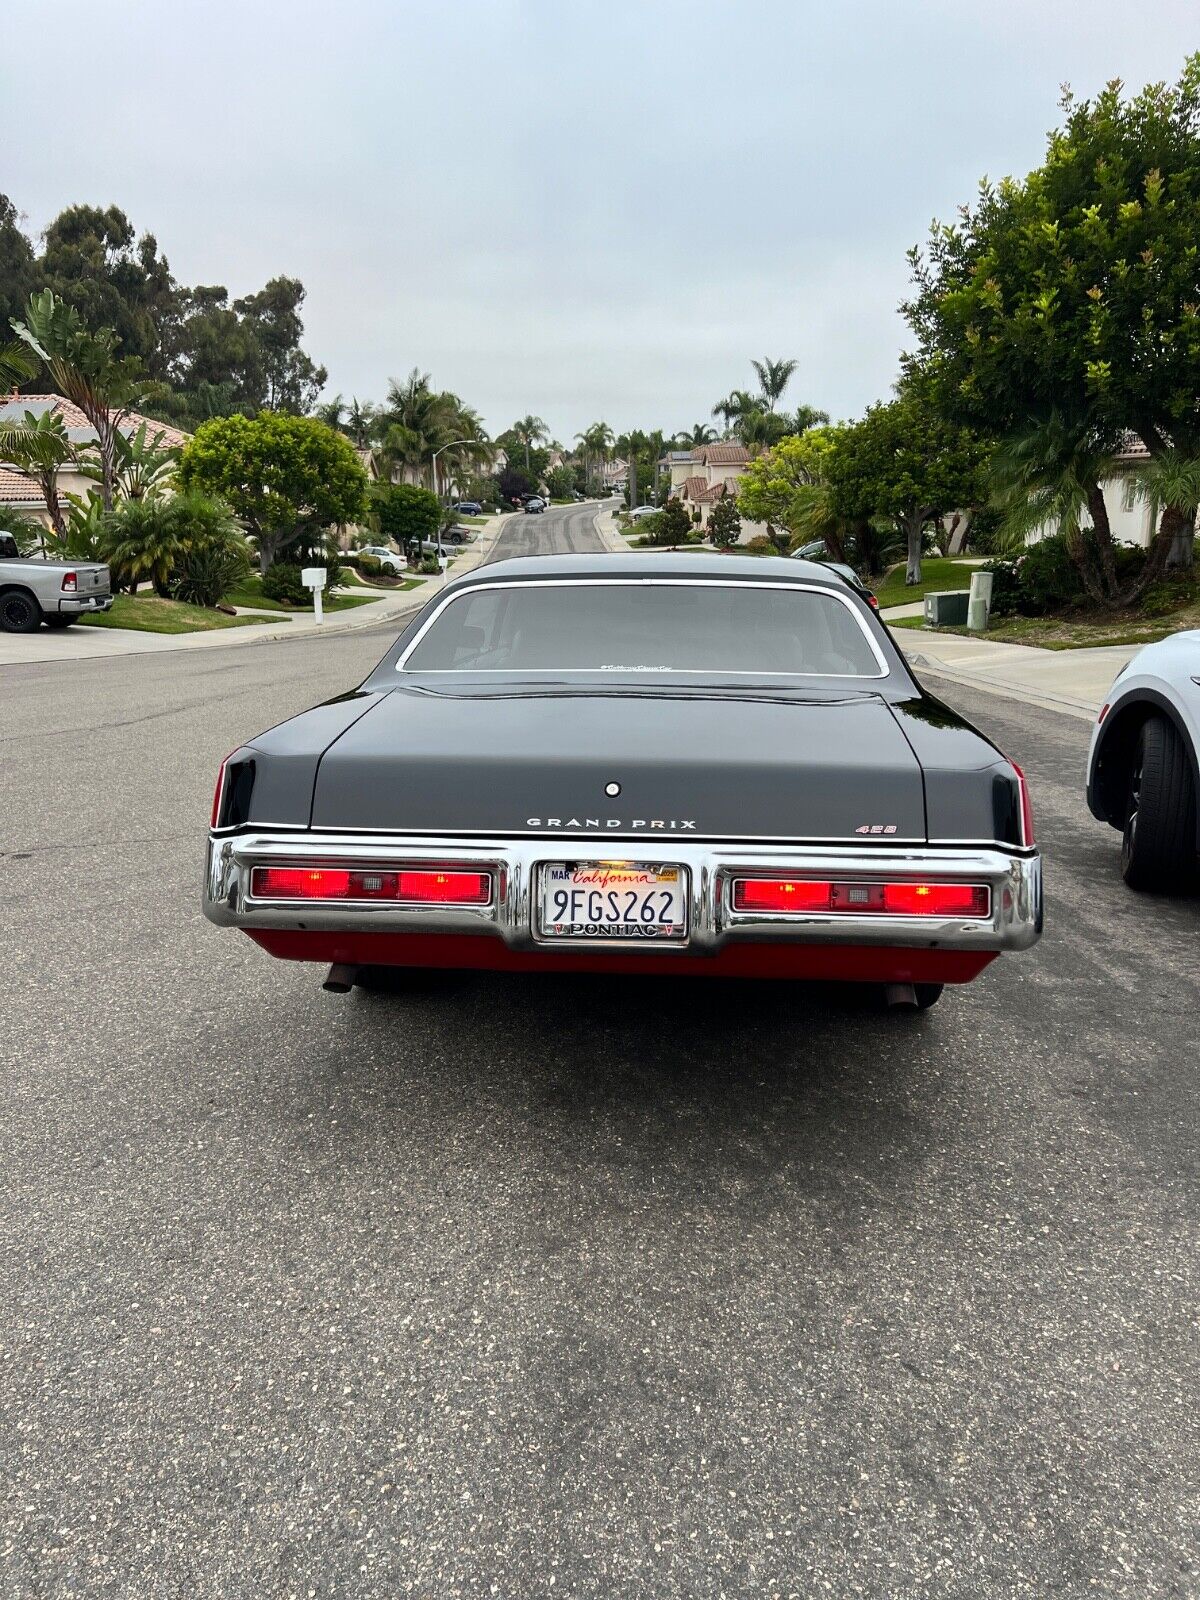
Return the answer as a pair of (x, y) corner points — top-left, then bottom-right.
(659, 441), (758, 533)
(0, 393), (191, 529)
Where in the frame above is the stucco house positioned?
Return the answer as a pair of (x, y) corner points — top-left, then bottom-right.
(661, 442), (761, 533)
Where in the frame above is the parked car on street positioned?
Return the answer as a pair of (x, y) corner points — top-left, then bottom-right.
(355, 544), (405, 574)
(524, 497), (546, 515)
(790, 549), (879, 609)
(204, 552), (1042, 1012)
(1087, 631), (1200, 891)
(442, 524), (476, 546)
(0, 530), (113, 631)
(628, 505), (660, 521)
(451, 501), (482, 516)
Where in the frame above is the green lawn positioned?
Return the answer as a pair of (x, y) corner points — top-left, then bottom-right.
(890, 606), (1200, 650)
(225, 575), (396, 612)
(872, 557), (979, 610)
(80, 595), (282, 634)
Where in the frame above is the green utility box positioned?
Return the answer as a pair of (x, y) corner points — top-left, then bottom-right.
(924, 590), (970, 627)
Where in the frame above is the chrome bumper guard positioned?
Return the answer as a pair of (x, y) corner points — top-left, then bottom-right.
(204, 832), (1042, 953)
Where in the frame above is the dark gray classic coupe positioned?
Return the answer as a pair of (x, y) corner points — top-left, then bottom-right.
(204, 554), (1042, 1010)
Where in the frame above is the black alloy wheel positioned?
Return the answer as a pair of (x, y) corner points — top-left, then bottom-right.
(0, 589), (41, 633)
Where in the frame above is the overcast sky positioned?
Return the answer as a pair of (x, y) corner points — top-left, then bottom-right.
(3, 1), (1196, 441)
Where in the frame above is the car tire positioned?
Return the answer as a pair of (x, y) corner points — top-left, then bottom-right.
(1120, 714), (1197, 892)
(448, 531), (463, 545)
(43, 614), (75, 629)
(0, 589), (42, 633)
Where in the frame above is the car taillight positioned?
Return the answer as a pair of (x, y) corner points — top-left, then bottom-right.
(250, 866), (491, 904)
(731, 878), (990, 917)
(1011, 761), (1035, 845)
(866, 593), (879, 610)
(61, 571), (77, 593)
(210, 756), (230, 828)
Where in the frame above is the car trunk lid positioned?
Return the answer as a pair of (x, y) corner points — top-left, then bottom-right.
(309, 687), (927, 842)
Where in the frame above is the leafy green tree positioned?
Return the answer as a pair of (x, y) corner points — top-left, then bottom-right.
(372, 482), (441, 550)
(737, 429), (848, 556)
(498, 463), (538, 503)
(179, 412), (367, 572)
(11, 289), (146, 511)
(826, 392), (986, 584)
(708, 494), (742, 548)
(905, 55), (1200, 573)
(232, 277), (327, 414)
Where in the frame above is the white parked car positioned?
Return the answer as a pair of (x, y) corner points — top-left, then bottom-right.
(1087, 631), (1200, 891)
(356, 544), (405, 574)
(627, 505), (661, 521)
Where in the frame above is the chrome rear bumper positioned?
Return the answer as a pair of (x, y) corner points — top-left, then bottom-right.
(204, 831), (1042, 954)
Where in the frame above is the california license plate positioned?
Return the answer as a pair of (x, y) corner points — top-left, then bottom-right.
(539, 862), (688, 942)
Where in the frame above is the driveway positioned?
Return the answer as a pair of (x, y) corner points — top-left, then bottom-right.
(1, 510), (1196, 1597)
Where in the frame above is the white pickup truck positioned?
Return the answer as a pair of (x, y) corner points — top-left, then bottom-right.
(0, 530), (113, 632)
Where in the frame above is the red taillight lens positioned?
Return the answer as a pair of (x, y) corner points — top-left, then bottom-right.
(880, 882), (991, 917)
(732, 878), (990, 917)
(60, 571), (77, 593)
(1011, 761), (1035, 845)
(867, 593), (879, 609)
(733, 879), (834, 912)
(250, 866), (491, 904)
(395, 869), (490, 904)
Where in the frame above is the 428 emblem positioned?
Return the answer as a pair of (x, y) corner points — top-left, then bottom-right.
(855, 823), (898, 835)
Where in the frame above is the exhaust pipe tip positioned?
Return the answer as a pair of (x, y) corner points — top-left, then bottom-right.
(322, 962), (359, 994)
(883, 982), (918, 1010)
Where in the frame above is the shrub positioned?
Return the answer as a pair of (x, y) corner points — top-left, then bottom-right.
(982, 558), (1024, 617)
(261, 562), (309, 605)
(708, 496), (742, 549)
(173, 540), (250, 608)
(647, 497), (691, 547)
(356, 553), (384, 579)
(743, 535), (776, 555)
(418, 555), (441, 574)
(1015, 534), (1085, 614)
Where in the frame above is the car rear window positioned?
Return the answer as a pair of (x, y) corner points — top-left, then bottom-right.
(400, 580), (884, 677)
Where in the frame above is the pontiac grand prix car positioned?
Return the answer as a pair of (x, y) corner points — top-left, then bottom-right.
(203, 554), (1042, 1010)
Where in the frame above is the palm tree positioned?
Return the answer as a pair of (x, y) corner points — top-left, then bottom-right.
(373, 370), (491, 493)
(314, 394), (347, 430)
(752, 357), (798, 413)
(575, 421), (614, 492)
(0, 408), (75, 538)
(679, 422), (716, 448)
(512, 413), (549, 470)
(711, 389), (756, 435)
(787, 403), (830, 434)
(11, 291), (145, 511)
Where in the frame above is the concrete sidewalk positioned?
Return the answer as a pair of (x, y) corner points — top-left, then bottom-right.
(895, 627), (1134, 721)
(0, 512), (513, 667)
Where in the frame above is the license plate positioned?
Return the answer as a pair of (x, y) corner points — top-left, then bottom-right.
(539, 862), (688, 942)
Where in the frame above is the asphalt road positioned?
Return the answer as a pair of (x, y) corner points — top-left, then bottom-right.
(2, 504), (1197, 1598)
(481, 499), (608, 563)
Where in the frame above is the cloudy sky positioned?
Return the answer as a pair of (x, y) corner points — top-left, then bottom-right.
(3, 1), (1195, 441)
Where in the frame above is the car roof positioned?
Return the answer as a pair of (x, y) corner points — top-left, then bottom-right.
(443, 551), (847, 591)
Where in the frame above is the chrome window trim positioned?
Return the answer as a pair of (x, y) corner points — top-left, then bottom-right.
(394, 577), (890, 680)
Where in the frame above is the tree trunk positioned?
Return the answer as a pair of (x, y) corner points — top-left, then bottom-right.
(904, 514), (924, 585)
(946, 510), (972, 555)
(1112, 504), (1189, 606)
(40, 474), (66, 540)
(1164, 505), (1195, 569)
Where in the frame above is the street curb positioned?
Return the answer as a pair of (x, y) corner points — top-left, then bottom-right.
(905, 652), (1100, 722)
